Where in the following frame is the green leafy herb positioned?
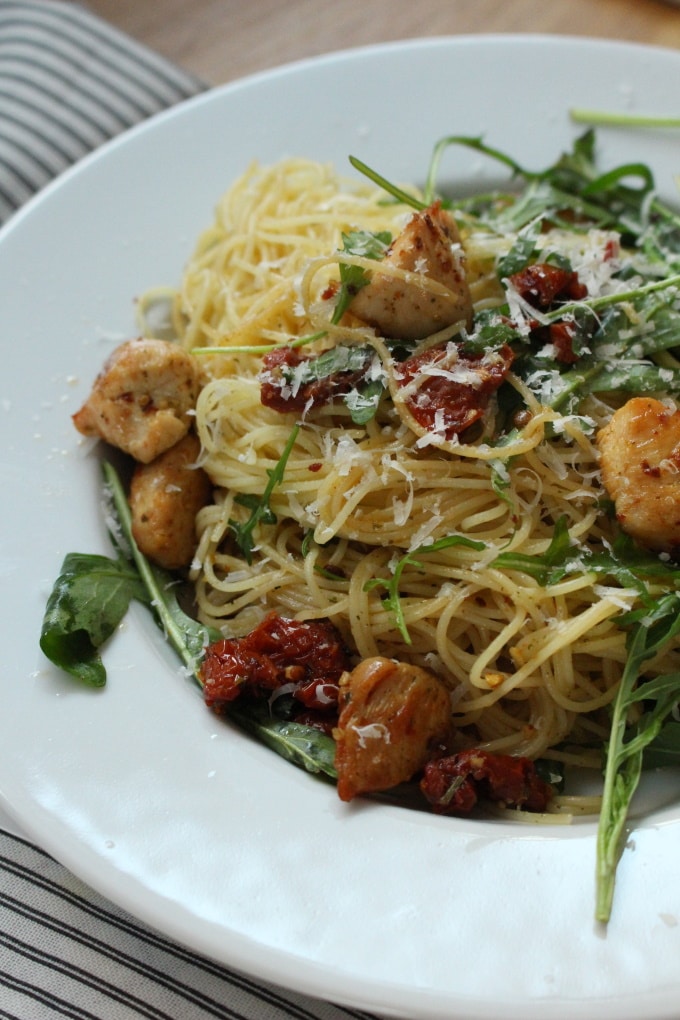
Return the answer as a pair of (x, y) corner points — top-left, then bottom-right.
(344, 376), (385, 424)
(191, 329), (327, 357)
(496, 217), (542, 278)
(105, 459), (341, 780)
(493, 514), (680, 921)
(423, 134), (532, 204)
(269, 343), (386, 425)
(39, 462), (218, 686)
(596, 593), (680, 923)
(348, 155), (425, 211)
(461, 311), (522, 356)
(229, 423), (300, 563)
(366, 534), (485, 643)
(283, 343), (374, 383)
(331, 229), (391, 325)
(494, 515), (680, 599)
(643, 721), (680, 769)
(103, 461), (218, 673)
(228, 701), (337, 778)
(570, 109), (680, 130)
(39, 551), (149, 686)
(492, 516), (579, 586)
(488, 458), (516, 513)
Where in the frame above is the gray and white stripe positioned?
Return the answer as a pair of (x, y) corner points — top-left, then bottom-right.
(0, 0), (205, 224)
(0, 828), (379, 1020)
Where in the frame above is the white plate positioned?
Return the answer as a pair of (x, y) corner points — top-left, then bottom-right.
(3, 34), (680, 1020)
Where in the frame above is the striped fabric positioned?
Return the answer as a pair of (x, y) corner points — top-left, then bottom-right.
(0, 0), (205, 224)
(0, 6), (382, 1018)
(0, 827), (377, 1020)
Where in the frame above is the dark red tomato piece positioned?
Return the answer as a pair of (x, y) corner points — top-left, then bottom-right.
(420, 748), (553, 815)
(201, 613), (350, 713)
(396, 342), (514, 440)
(508, 262), (587, 310)
(260, 346), (370, 413)
(294, 678), (340, 710)
(548, 321), (580, 364)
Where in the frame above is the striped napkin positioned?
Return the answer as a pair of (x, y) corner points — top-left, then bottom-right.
(0, 4), (381, 1018)
(0, 0), (204, 223)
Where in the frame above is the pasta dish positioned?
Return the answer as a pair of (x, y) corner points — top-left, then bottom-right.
(48, 129), (680, 922)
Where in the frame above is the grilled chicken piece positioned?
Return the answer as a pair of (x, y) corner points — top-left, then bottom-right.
(333, 656), (451, 801)
(128, 433), (212, 570)
(597, 396), (680, 553)
(349, 202), (472, 340)
(73, 338), (200, 463)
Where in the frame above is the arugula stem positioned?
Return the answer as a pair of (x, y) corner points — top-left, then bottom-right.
(545, 273), (680, 325)
(348, 155), (425, 210)
(191, 331), (327, 357)
(595, 666), (642, 923)
(571, 109), (680, 130)
(595, 597), (680, 922)
(102, 461), (206, 679)
(424, 134), (533, 202)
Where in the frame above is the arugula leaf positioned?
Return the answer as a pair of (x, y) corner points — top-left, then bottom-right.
(280, 344), (374, 384)
(496, 217), (543, 278)
(461, 311), (522, 357)
(331, 229), (391, 325)
(643, 721), (680, 769)
(39, 461), (220, 687)
(423, 134), (533, 204)
(492, 516), (576, 586)
(596, 593), (680, 923)
(344, 377), (385, 424)
(494, 515), (680, 922)
(102, 461), (219, 673)
(366, 534), (485, 643)
(229, 423), (300, 563)
(488, 458), (516, 513)
(227, 701), (337, 778)
(270, 343), (385, 425)
(494, 515), (680, 600)
(40, 551), (149, 686)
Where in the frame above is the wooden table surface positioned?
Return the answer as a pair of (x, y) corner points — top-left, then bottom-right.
(86, 0), (680, 86)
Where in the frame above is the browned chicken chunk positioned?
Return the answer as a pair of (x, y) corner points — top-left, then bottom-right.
(73, 338), (200, 463)
(349, 201), (472, 341)
(597, 396), (680, 553)
(333, 656), (451, 801)
(129, 433), (212, 570)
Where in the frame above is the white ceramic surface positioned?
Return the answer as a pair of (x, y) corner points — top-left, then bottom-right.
(2, 35), (680, 1020)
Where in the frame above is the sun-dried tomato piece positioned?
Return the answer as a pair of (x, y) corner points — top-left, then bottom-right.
(201, 613), (351, 713)
(396, 341), (514, 440)
(420, 748), (553, 815)
(260, 346), (371, 413)
(508, 262), (587, 310)
(548, 321), (580, 364)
